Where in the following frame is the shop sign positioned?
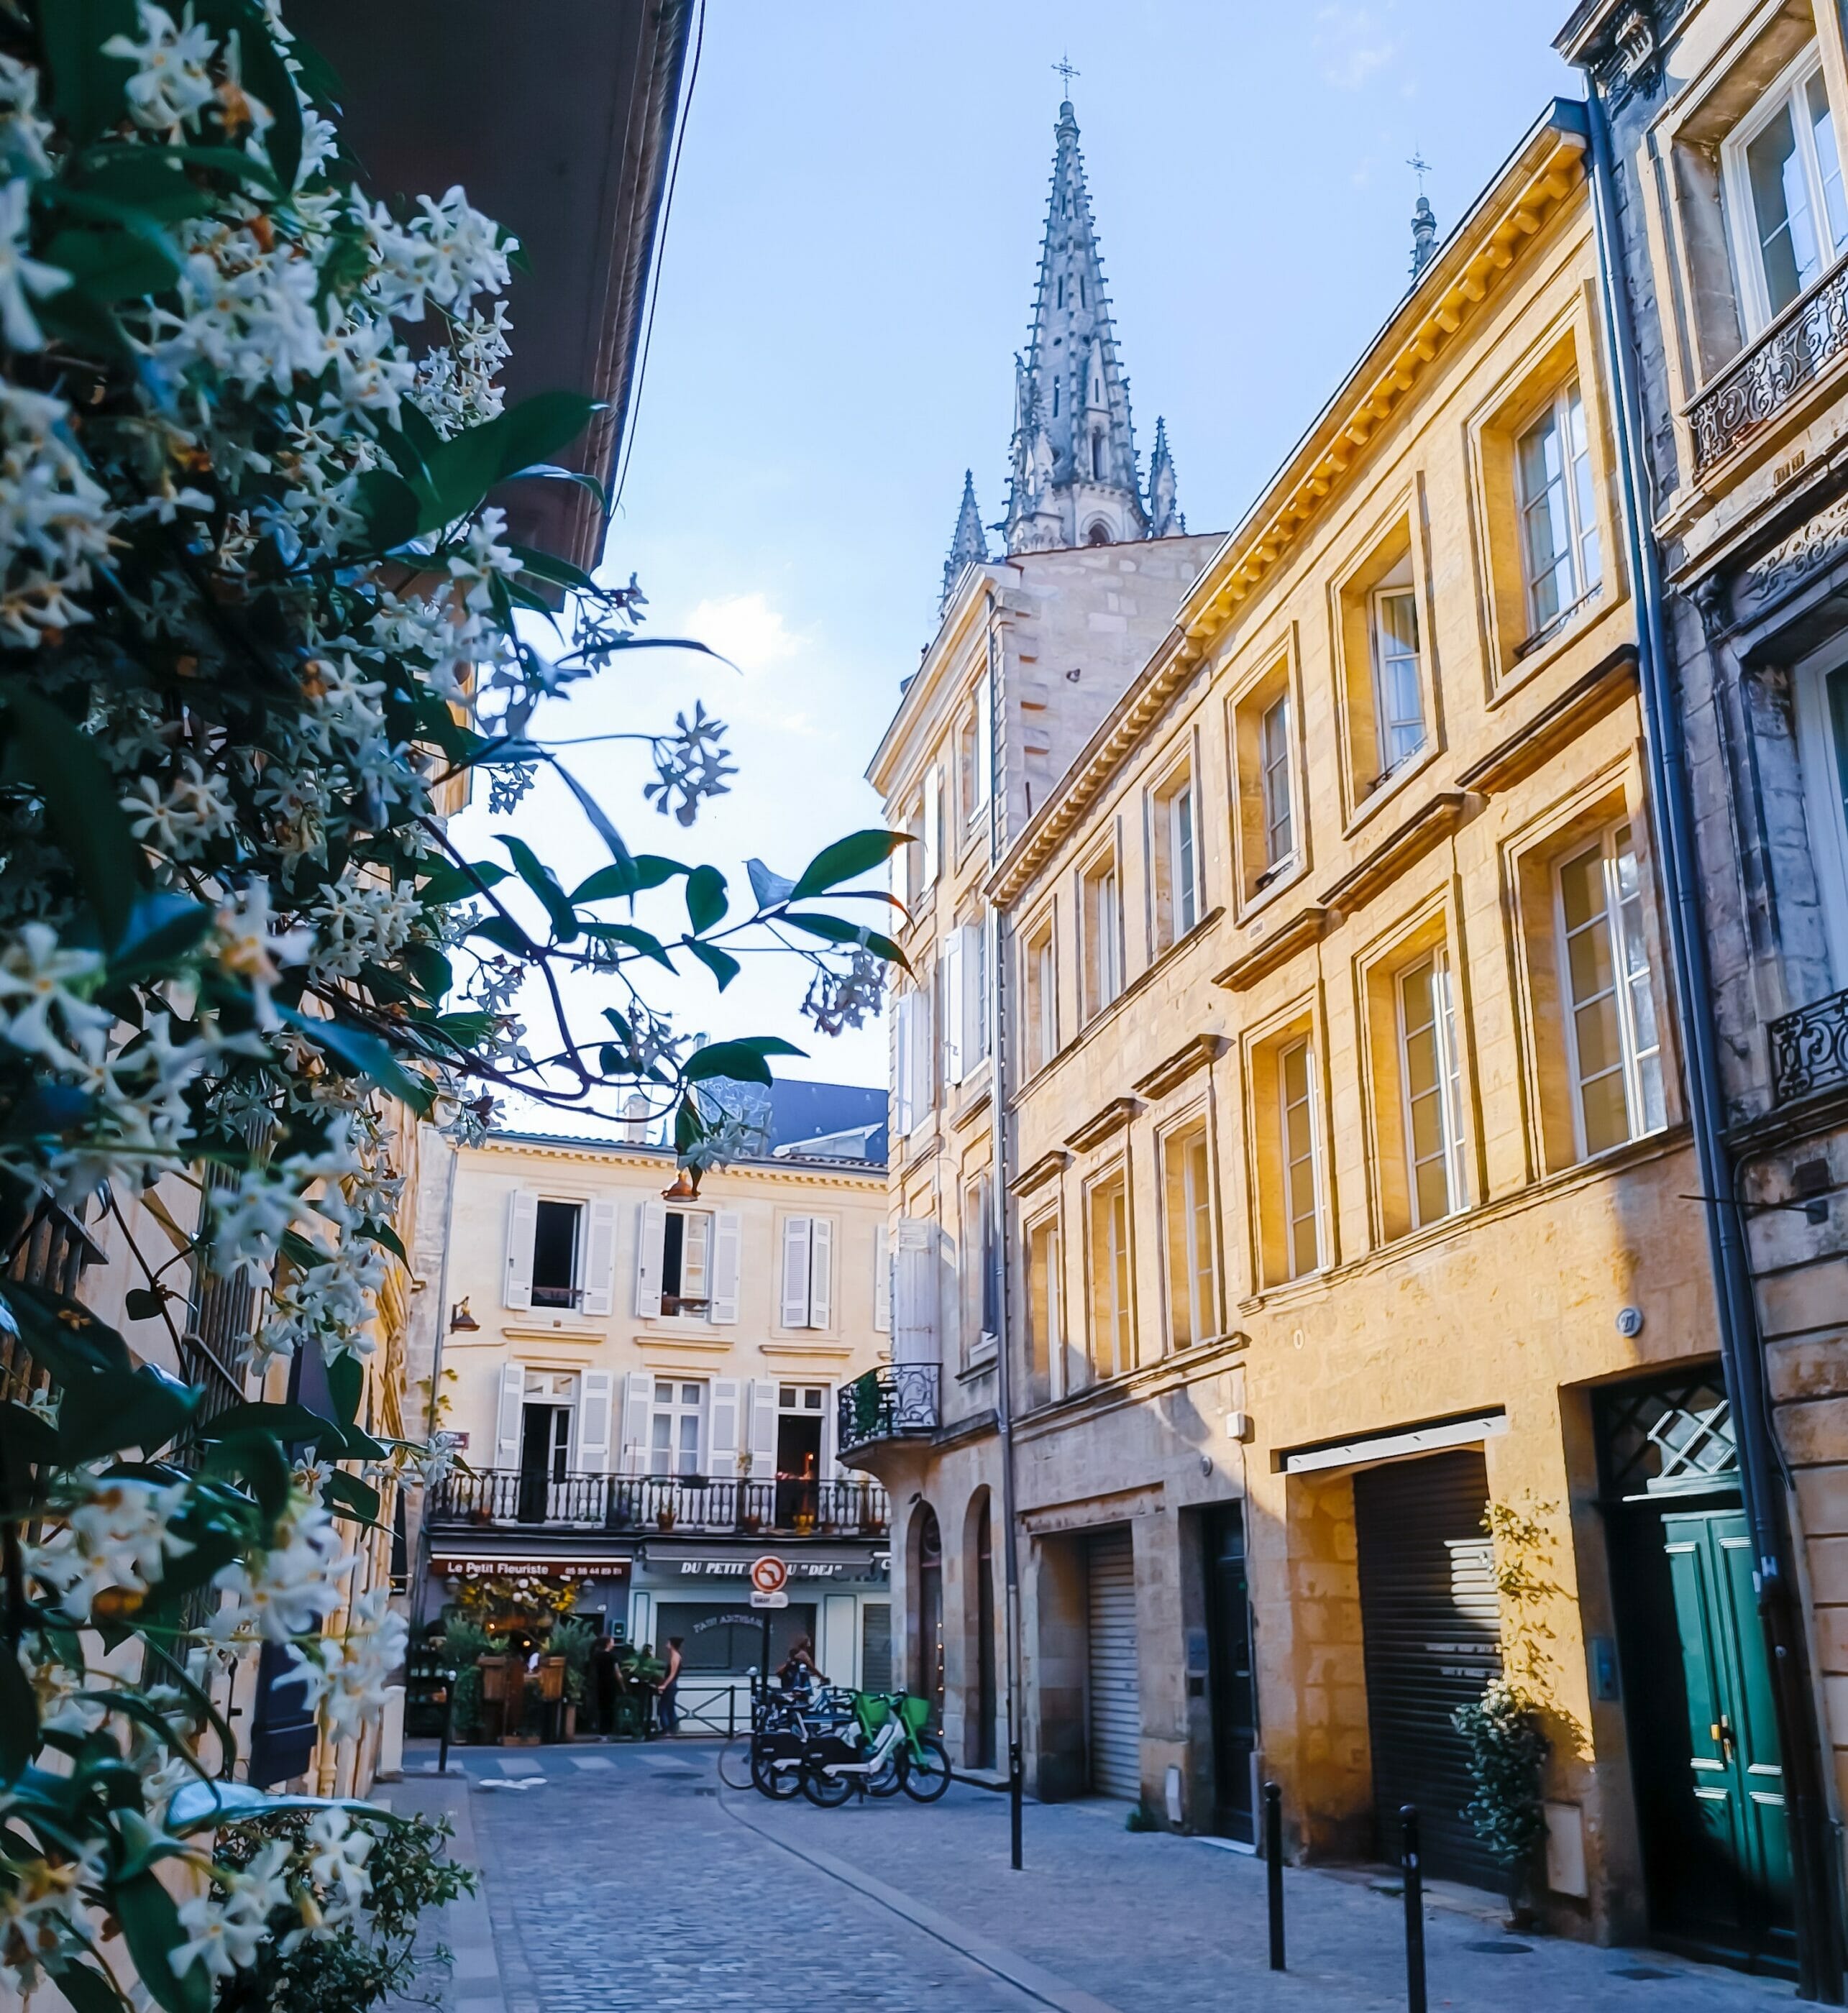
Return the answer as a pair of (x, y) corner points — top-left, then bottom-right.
(431, 1556), (631, 1578)
(672, 1559), (854, 1579)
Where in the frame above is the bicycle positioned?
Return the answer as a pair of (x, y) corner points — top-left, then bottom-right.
(718, 1672), (854, 1799)
(801, 1689), (953, 1807)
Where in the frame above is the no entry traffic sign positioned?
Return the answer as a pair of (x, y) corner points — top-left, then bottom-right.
(749, 1554), (788, 1596)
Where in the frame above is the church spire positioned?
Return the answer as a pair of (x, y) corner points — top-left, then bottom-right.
(1004, 96), (1152, 555)
(941, 469), (989, 614)
(1147, 416), (1184, 538)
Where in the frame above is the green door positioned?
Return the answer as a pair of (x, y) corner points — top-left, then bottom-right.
(1662, 1509), (1796, 1971)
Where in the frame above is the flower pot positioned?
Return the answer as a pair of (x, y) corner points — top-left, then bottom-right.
(739, 1513), (762, 1536)
(656, 1508), (676, 1531)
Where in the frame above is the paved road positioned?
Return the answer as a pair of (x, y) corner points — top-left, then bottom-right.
(380, 1741), (1797, 2013)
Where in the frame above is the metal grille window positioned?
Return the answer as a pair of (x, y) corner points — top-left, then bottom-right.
(1724, 53), (1848, 331)
(1517, 381), (1600, 640)
(649, 1379), (705, 1477)
(1398, 950), (1468, 1227)
(1594, 1372), (1738, 1499)
(1556, 822), (1665, 1158)
(1280, 1038), (1321, 1280)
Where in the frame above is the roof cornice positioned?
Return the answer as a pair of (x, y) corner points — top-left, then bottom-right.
(986, 101), (1589, 910)
(471, 1134), (884, 1188)
(866, 562), (1000, 796)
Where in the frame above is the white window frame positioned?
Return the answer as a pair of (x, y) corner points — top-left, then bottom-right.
(1396, 949), (1468, 1230)
(1515, 380), (1601, 643)
(1369, 572), (1427, 778)
(1088, 1171), (1133, 1381)
(1278, 1037), (1322, 1282)
(1083, 852), (1122, 1019)
(1261, 692), (1294, 870)
(648, 1377), (707, 1478)
(1793, 636), (1848, 986)
(529, 1197), (584, 1310)
(1722, 47), (1848, 337)
(1164, 1123), (1217, 1350)
(1026, 918), (1058, 1073)
(1554, 822), (1667, 1161)
(1025, 1209), (1063, 1400)
(1153, 764), (1199, 950)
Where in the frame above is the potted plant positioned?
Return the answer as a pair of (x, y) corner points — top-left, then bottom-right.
(1453, 1679), (1550, 1928)
(549, 1617), (595, 1739)
(656, 1504), (677, 1531)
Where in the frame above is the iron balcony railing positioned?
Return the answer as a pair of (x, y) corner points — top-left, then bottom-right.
(836, 1364), (940, 1459)
(428, 1469), (890, 1537)
(1770, 987), (1848, 1104)
(1689, 258), (1848, 474)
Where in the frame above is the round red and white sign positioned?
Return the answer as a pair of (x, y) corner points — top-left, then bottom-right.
(749, 1554), (789, 1596)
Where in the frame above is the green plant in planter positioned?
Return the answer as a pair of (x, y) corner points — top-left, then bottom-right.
(549, 1615), (595, 1710)
(1453, 1679), (1550, 1909)
(442, 1618), (495, 1739)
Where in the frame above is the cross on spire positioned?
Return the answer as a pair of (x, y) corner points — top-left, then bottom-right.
(1406, 150), (1431, 193)
(1053, 52), (1080, 95)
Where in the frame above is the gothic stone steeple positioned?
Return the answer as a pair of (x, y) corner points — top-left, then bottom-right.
(1147, 416), (1184, 538)
(941, 469), (989, 614)
(1004, 98), (1165, 555)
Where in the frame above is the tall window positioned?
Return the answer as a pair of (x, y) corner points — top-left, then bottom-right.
(1279, 1039), (1321, 1280)
(661, 1208), (712, 1316)
(649, 1379), (705, 1477)
(1025, 1214), (1060, 1407)
(1153, 766), (1199, 951)
(1556, 823), (1666, 1157)
(1025, 920), (1058, 1073)
(1163, 1125), (1217, 1349)
(1083, 854), (1122, 1019)
(530, 1200), (582, 1307)
(1371, 569), (1426, 774)
(1517, 382), (1601, 640)
(1398, 951), (1468, 1228)
(1726, 55), (1848, 331)
(1087, 1173), (1133, 1380)
(1261, 694), (1294, 871)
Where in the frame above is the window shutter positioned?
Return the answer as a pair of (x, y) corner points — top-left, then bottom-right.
(894, 1217), (938, 1365)
(974, 666), (994, 810)
(633, 1200), (666, 1318)
(915, 981), (936, 1116)
(709, 1377), (741, 1477)
(618, 1371), (653, 1476)
(821, 1380), (839, 1479)
(874, 1224), (891, 1334)
(494, 1362), (525, 1467)
(578, 1371), (613, 1472)
(780, 1216), (813, 1328)
(941, 932), (964, 1084)
(580, 1196), (618, 1316)
(895, 994), (915, 1134)
(504, 1191), (536, 1311)
(964, 922), (987, 1066)
(922, 766), (941, 884)
(746, 1379), (778, 1468)
(808, 1216), (833, 1331)
(710, 1209), (741, 1323)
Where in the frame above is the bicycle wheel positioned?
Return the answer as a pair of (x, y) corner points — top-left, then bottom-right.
(716, 1737), (756, 1792)
(900, 1734), (952, 1802)
(751, 1741), (804, 1800)
(866, 1739), (907, 1798)
(801, 1761), (855, 1807)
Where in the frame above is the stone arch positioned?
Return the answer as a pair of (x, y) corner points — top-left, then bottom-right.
(1084, 520), (1112, 546)
(961, 1487), (998, 1769)
(909, 1499), (944, 1722)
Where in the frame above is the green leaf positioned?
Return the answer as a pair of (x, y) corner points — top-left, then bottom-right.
(57, 1362), (196, 1462)
(38, 0), (140, 145)
(115, 1868), (210, 2013)
(550, 758), (633, 878)
(781, 913), (907, 968)
(280, 1008), (434, 1116)
(46, 1961), (125, 2013)
(0, 1631), (37, 1782)
(685, 939), (741, 991)
(124, 1287), (166, 1321)
(198, 1429), (291, 1521)
(499, 835), (579, 944)
(108, 892), (213, 979)
(572, 856), (685, 903)
(418, 391), (600, 528)
(41, 224), (180, 303)
(198, 1401), (328, 1445)
(326, 1352), (363, 1426)
(579, 922), (674, 971)
(326, 1469), (380, 1523)
(787, 829), (912, 903)
(685, 864), (728, 935)
(508, 541), (598, 593)
(684, 1039), (803, 1088)
(0, 686), (141, 947)
(357, 1217), (406, 1262)
(467, 914), (533, 958)
(418, 860), (509, 907)
(350, 468), (421, 552)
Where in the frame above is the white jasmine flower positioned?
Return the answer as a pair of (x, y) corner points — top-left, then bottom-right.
(215, 878), (314, 1025)
(24, 1474), (194, 1623)
(103, 3), (221, 134)
(120, 756), (238, 863)
(171, 1886), (270, 1980)
(209, 1492), (354, 1643)
(0, 923), (109, 1066)
(0, 179), (69, 352)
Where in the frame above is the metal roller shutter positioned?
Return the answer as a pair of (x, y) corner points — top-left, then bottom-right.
(1087, 1527), (1141, 1800)
(1353, 1448), (1502, 1888)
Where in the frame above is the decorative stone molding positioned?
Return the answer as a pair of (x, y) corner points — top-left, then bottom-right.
(1317, 793), (1468, 914)
(1457, 647), (1639, 795)
(1213, 907), (1330, 993)
(1064, 1096), (1142, 1154)
(1737, 491), (1848, 617)
(1012, 1148), (1071, 1196)
(1132, 1033), (1230, 1101)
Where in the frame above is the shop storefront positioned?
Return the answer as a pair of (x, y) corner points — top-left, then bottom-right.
(425, 1547), (635, 1643)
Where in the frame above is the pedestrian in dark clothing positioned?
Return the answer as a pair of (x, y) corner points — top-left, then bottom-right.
(657, 1636), (683, 1735)
(590, 1635), (617, 1735)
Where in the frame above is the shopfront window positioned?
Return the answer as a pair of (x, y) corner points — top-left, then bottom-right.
(651, 1600), (818, 1674)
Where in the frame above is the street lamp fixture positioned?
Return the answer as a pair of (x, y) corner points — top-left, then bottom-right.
(448, 1298), (480, 1334)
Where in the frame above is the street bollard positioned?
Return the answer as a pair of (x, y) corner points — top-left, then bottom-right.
(1009, 1738), (1023, 1871)
(437, 1666), (454, 1777)
(1264, 1781), (1285, 1971)
(1401, 1805), (1426, 2013)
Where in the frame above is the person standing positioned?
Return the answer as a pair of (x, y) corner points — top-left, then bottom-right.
(590, 1634), (617, 1736)
(657, 1636), (683, 1736)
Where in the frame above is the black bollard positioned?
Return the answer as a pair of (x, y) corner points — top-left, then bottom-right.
(1264, 1781), (1285, 1971)
(1010, 1738), (1024, 1871)
(1401, 1805), (1426, 2013)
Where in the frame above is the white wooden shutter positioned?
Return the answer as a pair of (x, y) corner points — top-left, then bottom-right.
(578, 1370), (613, 1472)
(618, 1371), (653, 1475)
(504, 1190), (536, 1311)
(822, 1381), (839, 1479)
(974, 666), (994, 808)
(633, 1200), (666, 1318)
(874, 1224), (890, 1334)
(580, 1196), (618, 1316)
(808, 1216), (833, 1332)
(895, 993), (915, 1135)
(709, 1377), (741, 1477)
(922, 766), (941, 884)
(780, 1215), (813, 1328)
(941, 932), (964, 1084)
(964, 922), (987, 1067)
(710, 1209), (741, 1324)
(894, 1217), (938, 1364)
(746, 1379), (778, 1468)
(494, 1362), (525, 1466)
(913, 981), (934, 1117)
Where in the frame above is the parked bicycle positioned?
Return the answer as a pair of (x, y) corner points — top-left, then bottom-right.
(800, 1689), (951, 1807)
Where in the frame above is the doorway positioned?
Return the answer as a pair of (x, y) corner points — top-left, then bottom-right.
(1597, 1372), (1795, 1976)
(971, 1495), (997, 1769)
(913, 1503), (944, 1723)
(774, 1384), (825, 1529)
(1086, 1526), (1140, 1799)
(517, 1400), (571, 1523)
(1204, 1504), (1257, 1842)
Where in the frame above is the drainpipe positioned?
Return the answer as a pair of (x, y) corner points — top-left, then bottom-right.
(984, 587), (1027, 1864)
(1581, 83), (1846, 2001)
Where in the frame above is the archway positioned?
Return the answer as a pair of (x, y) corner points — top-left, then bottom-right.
(1084, 521), (1111, 546)
(911, 1502), (944, 1724)
(964, 1490), (997, 1769)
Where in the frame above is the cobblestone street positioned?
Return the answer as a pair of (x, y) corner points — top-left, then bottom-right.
(380, 1742), (1799, 2013)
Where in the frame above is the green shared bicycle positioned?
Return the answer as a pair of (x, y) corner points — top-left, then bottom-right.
(800, 1688), (953, 1807)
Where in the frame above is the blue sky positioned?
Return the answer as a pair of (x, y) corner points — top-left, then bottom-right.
(471, 0), (1578, 1109)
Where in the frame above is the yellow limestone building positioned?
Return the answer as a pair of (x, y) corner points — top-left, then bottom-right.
(421, 1084), (896, 1714)
(854, 95), (1744, 1950)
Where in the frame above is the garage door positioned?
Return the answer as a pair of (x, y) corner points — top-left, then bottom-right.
(1353, 1448), (1502, 1887)
(1087, 1527), (1141, 1799)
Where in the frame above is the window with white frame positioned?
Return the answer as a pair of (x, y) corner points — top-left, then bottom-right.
(661, 1208), (712, 1316)
(1261, 693), (1294, 872)
(1082, 851), (1122, 1019)
(649, 1378), (706, 1477)
(1517, 381), (1601, 643)
(1556, 822), (1666, 1158)
(1152, 764), (1199, 952)
(1370, 561), (1427, 776)
(779, 1214), (834, 1330)
(1724, 50), (1848, 334)
(1087, 1170), (1133, 1380)
(1025, 918), (1058, 1073)
(1279, 1037), (1321, 1280)
(1794, 646), (1848, 986)
(1163, 1123), (1217, 1349)
(1025, 1211), (1061, 1407)
(1397, 950), (1468, 1228)
(529, 1199), (582, 1306)
(961, 1175), (998, 1358)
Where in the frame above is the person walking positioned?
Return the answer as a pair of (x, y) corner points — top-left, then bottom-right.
(657, 1636), (683, 1736)
(590, 1634), (617, 1736)
(777, 1634), (826, 1698)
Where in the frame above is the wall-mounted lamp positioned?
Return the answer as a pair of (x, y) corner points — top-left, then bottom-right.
(660, 1166), (700, 1201)
(448, 1298), (480, 1334)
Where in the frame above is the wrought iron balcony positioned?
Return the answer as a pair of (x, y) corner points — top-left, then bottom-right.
(1770, 988), (1848, 1104)
(1690, 260), (1848, 474)
(836, 1364), (941, 1460)
(427, 1469), (889, 1539)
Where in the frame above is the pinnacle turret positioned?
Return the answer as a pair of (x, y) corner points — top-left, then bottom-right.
(1147, 417), (1184, 538)
(941, 470), (990, 614)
